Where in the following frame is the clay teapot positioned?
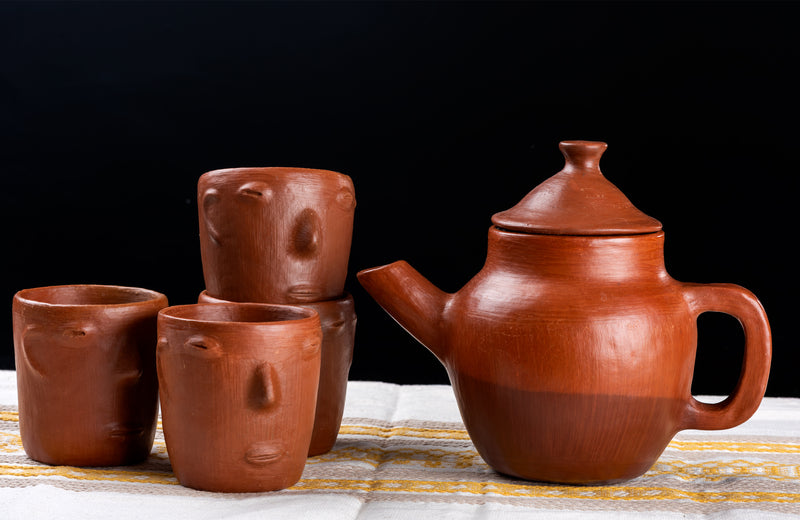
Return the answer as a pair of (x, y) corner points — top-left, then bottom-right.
(357, 140), (772, 485)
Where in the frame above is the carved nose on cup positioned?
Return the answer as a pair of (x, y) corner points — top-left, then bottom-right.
(249, 363), (278, 410)
(290, 208), (321, 258)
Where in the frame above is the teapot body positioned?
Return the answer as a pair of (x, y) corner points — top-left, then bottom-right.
(357, 141), (771, 485)
(442, 227), (697, 483)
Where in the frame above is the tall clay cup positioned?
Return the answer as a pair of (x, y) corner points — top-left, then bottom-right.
(12, 285), (168, 466)
(157, 303), (322, 492)
(198, 167), (356, 304)
(198, 291), (356, 456)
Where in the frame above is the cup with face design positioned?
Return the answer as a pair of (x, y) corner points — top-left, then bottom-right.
(197, 290), (356, 456)
(12, 284), (168, 466)
(198, 167), (356, 304)
(157, 303), (322, 492)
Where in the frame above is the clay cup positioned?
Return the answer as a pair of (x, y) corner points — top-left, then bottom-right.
(198, 291), (356, 456)
(157, 303), (322, 492)
(198, 167), (356, 304)
(12, 284), (168, 466)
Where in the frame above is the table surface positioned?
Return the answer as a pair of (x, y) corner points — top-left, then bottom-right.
(1, 369), (799, 519)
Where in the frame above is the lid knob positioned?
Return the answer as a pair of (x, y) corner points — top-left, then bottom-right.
(491, 140), (662, 235)
(559, 140), (607, 174)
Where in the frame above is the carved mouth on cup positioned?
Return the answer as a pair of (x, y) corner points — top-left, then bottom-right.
(244, 442), (285, 466)
(287, 285), (323, 302)
(108, 424), (146, 439)
(115, 368), (144, 384)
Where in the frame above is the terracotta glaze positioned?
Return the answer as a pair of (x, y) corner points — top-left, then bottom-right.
(198, 291), (357, 456)
(157, 303), (321, 492)
(198, 167), (356, 304)
(12, 284), (167, 466)
(357, 140), (772, 484)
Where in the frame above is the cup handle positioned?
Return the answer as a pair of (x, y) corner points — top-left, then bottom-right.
(679, 283), (772, 430)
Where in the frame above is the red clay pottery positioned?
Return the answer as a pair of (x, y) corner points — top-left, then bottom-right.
(157, 303), (322, 492)
(12, 284), (168, 466)
(357, 140), (772, 484)
(198, 167), (356, 304)
(198, 291), (356, 456)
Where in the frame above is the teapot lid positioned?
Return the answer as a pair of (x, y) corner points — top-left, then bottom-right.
(491, 140), (662, 235)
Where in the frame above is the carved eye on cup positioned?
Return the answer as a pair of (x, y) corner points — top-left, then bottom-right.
(59, 323), (96, 347)
(302, 338), (321, 358)
(237, 181), (273, 201)
(184, 335), (223, 357)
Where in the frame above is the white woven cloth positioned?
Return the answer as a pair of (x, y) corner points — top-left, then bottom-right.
(1, 371), (799, 519)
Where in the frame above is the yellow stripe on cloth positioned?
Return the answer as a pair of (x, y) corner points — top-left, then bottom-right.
(311, 446), (800, 482)
(339, 424), (471, 441)
(4, 464), (798, 505)
(668, 439), (800, 454)
(309, 445), (484, 469)
(1, 463), (178, 486)
(650, 459), (800, 482)
(0, 411), (18, 422)
(4, 411), (799, 455)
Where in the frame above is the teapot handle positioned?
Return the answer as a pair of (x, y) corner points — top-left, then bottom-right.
(679, 283), (771, 431)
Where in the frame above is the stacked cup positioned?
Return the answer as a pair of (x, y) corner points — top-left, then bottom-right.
(157, 167), (357, 491)
(193, 167), (357, 455)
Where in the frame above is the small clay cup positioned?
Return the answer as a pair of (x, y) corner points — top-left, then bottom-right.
(12, 284), (168, 466)
(198, 167), (356, 304)
(198, 291), (356, 456)
(157, 303), (322, 492)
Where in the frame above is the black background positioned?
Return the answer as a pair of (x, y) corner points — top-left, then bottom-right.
(2, 1), (797, 396)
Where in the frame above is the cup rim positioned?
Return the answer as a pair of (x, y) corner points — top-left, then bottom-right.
(197, 289), (353, 306)
(14, 284), (167, 308)
(158, 302), (319, 327)
(199, 166), (350, 181)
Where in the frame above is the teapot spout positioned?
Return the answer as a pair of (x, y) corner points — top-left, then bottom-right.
(357, 261), (450, 363)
